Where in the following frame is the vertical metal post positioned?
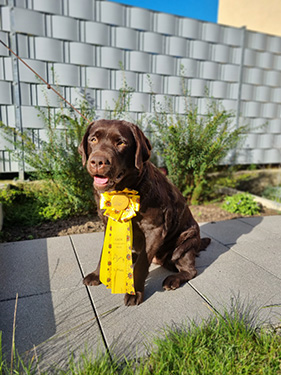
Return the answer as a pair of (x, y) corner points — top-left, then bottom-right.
(236, 26), (246, 129)
(9, 1), (25, 180)
(232, 26), (246, 164)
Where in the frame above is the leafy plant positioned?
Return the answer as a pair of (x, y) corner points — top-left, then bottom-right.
(0, 181), (81, 226)
(0, 184), (41, 226)
(222, 193), (261, 215)
(215, 171), (254, 189)
(111, 67), (134, 121)
(149, 77), (247, 204)
(0, 95), (97, 220)
(262, 186), (281, 203)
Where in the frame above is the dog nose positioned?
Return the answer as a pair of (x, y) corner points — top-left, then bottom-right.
(90, 156), (111, 170)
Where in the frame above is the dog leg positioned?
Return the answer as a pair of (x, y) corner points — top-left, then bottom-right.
(83, 259), (102, 286)
(162, 249), (197, 290)
(125, 226), (163, 306)
(124, 249), (149, 306)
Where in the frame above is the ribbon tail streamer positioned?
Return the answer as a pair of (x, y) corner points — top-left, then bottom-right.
(100, 217), (135, 295)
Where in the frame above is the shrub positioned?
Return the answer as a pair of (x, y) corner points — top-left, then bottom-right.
(0, 184), (41, 226)
(215, 171), (254, 189)
(262, 186), (281, 203)
(150, 83), (247, 204)
(0, 181), (86, 226)
(0, 97), (97, 220)
(222, 193), (261, 215)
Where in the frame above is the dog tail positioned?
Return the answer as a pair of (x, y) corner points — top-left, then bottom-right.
(200, 237), (211, 251)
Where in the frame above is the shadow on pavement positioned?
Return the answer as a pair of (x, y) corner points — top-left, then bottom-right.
(0, 239), (56, 360)
(143, 217), (264, 301)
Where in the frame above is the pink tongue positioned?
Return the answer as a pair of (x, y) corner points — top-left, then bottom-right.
(94, 176), (109, 185)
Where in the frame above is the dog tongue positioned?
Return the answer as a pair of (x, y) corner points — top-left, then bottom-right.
(94, 176), (109, 185)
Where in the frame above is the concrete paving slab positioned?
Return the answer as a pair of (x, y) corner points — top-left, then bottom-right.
(103, 287), (211, 359)
(190, 246), (281, 325)
(1, 215), (280, 369)
(0, 287), (105, 370)
(195, 235), (231, 274)
(238, 215), (281, 237)
(0, 236), (106, 371)
(231, 237), (281, 279)
(71, 233), (212, 359)
(199, 217), (265, 246)
(0, 236), (81, 300)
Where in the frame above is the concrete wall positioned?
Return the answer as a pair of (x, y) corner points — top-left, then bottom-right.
(218, 0), (281, 37)
(0, 0), (281, 173)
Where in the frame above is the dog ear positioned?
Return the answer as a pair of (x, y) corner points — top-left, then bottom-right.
(78, 121), (94, 166)
(131, 124), (152, 171)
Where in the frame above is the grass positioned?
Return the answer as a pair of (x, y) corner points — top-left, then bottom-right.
(1, 302), (280, 375)
(141, 318), (281, 375)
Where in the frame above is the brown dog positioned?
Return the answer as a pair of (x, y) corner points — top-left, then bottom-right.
(78, 119), (210, 306)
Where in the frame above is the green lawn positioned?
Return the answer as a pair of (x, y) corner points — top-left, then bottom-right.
(1, 306), (280, 375)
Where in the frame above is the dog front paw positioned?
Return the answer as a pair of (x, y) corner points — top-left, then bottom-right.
(124, 291), (143, 306)
(83, 272), (101, 286)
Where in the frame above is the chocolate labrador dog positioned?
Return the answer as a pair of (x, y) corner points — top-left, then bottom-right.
(78, 119), (210, 306)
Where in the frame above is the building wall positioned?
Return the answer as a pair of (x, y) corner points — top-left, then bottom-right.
(218, 0), (281, 37)
(0, 0), (281, 172)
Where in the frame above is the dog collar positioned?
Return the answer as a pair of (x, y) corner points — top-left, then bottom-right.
(99, 189), (140, 295)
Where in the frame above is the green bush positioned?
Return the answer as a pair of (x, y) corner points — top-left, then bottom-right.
(262, 186), (281, 203)
(0, 184), (41, 226)
(150, 80), (247, 204)
(215, 171), (254, 189)
(0, 97), (96, 221)
(0, 181), (85, 226)
(222, 193), (261, 215)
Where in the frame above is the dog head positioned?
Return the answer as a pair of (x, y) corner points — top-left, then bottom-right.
(78, 119), (151, 192)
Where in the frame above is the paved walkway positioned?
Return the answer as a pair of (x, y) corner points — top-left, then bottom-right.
(1, 216), (281, 370)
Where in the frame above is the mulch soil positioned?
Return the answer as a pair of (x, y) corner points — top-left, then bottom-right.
(0, 203), (279, 243)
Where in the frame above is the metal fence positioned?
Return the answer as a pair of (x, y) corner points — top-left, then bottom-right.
(0, 0), (281, 174)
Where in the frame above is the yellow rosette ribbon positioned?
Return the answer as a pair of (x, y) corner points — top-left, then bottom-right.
(99, 189), (140, 295)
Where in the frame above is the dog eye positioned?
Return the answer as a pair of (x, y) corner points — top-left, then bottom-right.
(117, 140), (126, 147)
(91, 136), (98, 143)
